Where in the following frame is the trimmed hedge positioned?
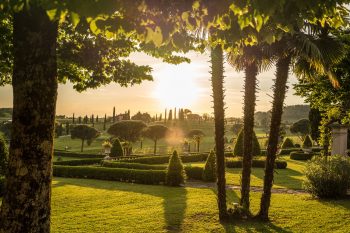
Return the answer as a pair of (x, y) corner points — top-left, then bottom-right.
(184, 166), (203, 180)
(290, 152), (314, 160)
(54, 150), (104, 158)
(226, 159), (287, 169)
(54, 158), (102, 166)
(0, 176), (5, 196)
(102, 161), (167, 170)
(279, 148), (302, 155)
(233, 130), (261, 156)
(118, 153), (208, 164)
(53, 165), (165, 184)
(281, 137), (294, 149)
(224, 151), (234, 157)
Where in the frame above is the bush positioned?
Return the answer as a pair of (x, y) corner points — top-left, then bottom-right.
(102, 161), (167, 170)
(0, 176), (5, 196)
(302, 135), (313, 148)
(226, 158), (287, 169)
(281, 137), (294, 149)
(53, 158), (102, 166)
(202, 151), (216, 182)
(53, 165), (166, 185)
(184, 166), (203, 180)
(294, 143), (301, 148)
(110, 138), (124, 157)
(118, 153), (208, 164)
(224, 151), (234, 157)
(54, 150), (105, 158)
(166, 151), (185, 186)
(279, 148), (302, 155)
(233, 130), (261, 156)
(0, 135), (8, 175)
(303, 155), (350, 198)
(290, 152), (314, 161)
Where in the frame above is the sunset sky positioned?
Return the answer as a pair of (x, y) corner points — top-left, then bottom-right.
(0, 51), (305, 118)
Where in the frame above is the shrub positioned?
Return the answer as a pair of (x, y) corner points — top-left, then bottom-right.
(118, 153), (208, 164)
(290, 152), (313, 160)
(302, 135), (313, 148)
(53, 158), (102, 166)
(303, 155), (350, 198)
(281, 137), (294, 149)
(53, 166), (166, 185)
(224, 151), (234, 157)
(202, 151), (216, 182)
(110, 138), (124, 157)
(0, 176), (5, 196)
(102, 161), (167, 170)
(233, 130), (261, 156)
(0, 135), (8, 175)
(184, 166), (203, 180)
(226, 158), (287, 169)
(54, 150), (105, 158)
(166, 151), (185, 186)
(279, 148), (302, 155)
(294, 143), (301, 148)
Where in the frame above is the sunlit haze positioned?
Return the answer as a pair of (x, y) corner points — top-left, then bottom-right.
(0, 51), (305, 117)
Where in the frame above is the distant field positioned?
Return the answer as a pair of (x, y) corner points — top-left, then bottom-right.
(54, 120), (303, 155)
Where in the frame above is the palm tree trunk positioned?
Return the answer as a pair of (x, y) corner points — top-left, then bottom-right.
(241, 63), (258, 211)
(210, 45), (228, 220)
(258, 55), (291, 221)
(0, 7), (58, 232)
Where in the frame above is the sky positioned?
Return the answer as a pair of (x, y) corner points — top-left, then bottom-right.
(0, 51), (306, 118)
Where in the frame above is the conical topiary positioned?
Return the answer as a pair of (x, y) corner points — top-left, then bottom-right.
(281, 137), (294, 149)
(166, 150), (185, 186)
(233, 130), (261, 156)
(302, 135), (313, 148)
(202, 150), (217, 182)
(110, 138), (124, 157)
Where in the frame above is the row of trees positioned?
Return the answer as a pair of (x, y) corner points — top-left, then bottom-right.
(0, 0), (349, 231)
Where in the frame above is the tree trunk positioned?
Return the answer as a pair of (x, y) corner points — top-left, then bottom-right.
(197, 139), (200, 152)
(257, 55), (291, 221)
(210, 45), (228, 220)
(241, 63), (258, 211)
(0, 7), (58, 232)
(154, 139), (157, 155)
(81, 139), (85, 152)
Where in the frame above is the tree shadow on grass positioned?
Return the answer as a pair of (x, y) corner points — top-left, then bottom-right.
(313, 195), (350, 211)
(52, 178), (187, 232)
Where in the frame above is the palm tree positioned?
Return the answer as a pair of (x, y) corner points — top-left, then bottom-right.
(210, 45), (228, 220)
(258, 31), (345, 220)
(228, 45), (272, 211)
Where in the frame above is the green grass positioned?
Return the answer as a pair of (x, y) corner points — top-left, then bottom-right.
(51, 177), (350, 233)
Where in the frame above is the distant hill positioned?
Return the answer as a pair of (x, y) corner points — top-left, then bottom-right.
(282, 105), (310, 123)
(0, 108), (12, 118)
(255, 105), (310, 126)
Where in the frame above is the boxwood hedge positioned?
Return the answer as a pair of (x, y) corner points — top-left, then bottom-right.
(54, 158), (103, 166)
(226, 159), (287, 169)
(278, 148), (302, 155)
(102, 161), (167, 170)
(54, 150), (105, 158)
(290, 152), (314, 160)
(117, 153), (208, 164)
(53, 166), (166, 185)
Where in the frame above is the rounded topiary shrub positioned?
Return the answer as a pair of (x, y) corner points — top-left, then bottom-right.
(202, 150), (216, 182)
(302, 135), (313, 148)
(0, 135), (8, 176)
(303, 155), (350, 198)
(166, 150), (185, 186)
(233, 130), (261, 156)
(281, 137), (294, 149)
(290, 151), (313, 160)
(110, 138), (124, 157)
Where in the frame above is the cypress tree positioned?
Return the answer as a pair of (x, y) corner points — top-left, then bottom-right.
(110, 138), (124, 157)
(113, 107), (116, 123)
(166, 150), (185, 186)
(72, 113), (75, 124)
(233, 130), (261, 156)
(168, 109), (173, 121)
(202, 151), (217, 182)
(103, 114), (107, 131)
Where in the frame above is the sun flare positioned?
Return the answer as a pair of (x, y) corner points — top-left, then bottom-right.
(153, 65), (201, 108)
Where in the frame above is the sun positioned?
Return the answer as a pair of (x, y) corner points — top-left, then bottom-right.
(153, 64), (201, 108)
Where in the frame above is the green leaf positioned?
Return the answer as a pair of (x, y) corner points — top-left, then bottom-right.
(70, 12), (80, 28)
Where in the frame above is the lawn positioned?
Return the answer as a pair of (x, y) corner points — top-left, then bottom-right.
(51, 177), (350, 233)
